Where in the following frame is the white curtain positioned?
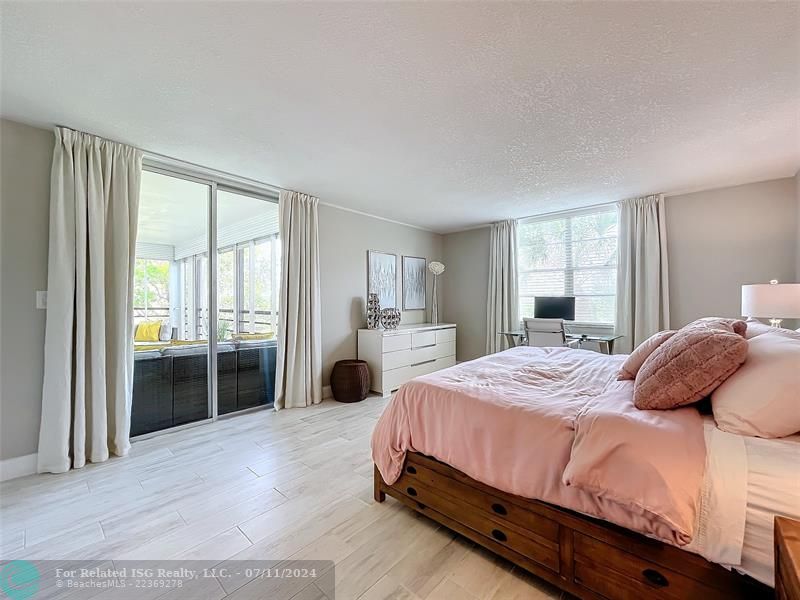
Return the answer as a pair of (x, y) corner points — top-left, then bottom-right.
(486, 219), (520, 354)
(615, 194), (670, 354)
(38, 128), (142, 473)
(275, 190), (322, 410)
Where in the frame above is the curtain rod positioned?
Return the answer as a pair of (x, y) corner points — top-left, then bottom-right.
(518, 199), (618, 223)
(54, 123), (285, 196)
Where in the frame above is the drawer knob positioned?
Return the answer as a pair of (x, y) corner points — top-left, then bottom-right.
(491, 529), (507, 542)
(406, 466), (417, 475)
(491, 503), (507, 516)
(642, 569), (668, 588)
(417, 502), (426, 510)
(406, 487), (418, 497)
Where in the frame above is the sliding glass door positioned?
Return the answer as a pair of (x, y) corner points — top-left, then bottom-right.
(132, 170), (211, 435)
(216, 190), (280, 414)
(130, 167), (279, 437)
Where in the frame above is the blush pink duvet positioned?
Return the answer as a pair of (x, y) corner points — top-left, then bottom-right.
(371, 346), (706, 546)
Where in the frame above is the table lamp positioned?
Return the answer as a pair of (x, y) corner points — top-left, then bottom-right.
(741, 280), (800, 328)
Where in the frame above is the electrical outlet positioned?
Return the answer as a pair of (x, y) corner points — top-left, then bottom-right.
(36, 290), (47, 310)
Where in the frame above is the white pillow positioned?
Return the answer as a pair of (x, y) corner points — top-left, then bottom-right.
(711, 330), (800, 438)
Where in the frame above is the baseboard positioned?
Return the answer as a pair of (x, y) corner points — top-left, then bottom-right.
(0, 453), (38, 482)
(322, 385), (333, 400)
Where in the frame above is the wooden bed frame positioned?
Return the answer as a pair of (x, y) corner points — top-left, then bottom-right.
(374, 452), (772, 600)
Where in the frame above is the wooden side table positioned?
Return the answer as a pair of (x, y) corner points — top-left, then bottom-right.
(776, 516), (800, 600)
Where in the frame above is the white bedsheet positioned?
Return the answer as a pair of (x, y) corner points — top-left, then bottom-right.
(689, 417), (800, 586)
(736, 432), (800, 585)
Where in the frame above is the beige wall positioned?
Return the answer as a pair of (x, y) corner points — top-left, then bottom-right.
(666, 177), (798, 327)
(441, 177), (800, 361)
(441, 227), (490, 361)
(317, 205), (443, 385)
(796, 170), (800, 281)
(0, 119), (52, 461)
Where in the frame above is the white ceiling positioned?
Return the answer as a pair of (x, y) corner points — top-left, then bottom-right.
(1, 2), (797, 233)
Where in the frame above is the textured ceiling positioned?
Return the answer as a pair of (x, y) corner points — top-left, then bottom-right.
(1, 2), (798, 233)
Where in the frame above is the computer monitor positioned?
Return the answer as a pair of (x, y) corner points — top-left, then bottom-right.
(534, 296), (575, 320)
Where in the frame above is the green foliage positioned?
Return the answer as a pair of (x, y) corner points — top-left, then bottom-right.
(133, 259), (170, 309)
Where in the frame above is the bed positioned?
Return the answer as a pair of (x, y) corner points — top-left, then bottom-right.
(371, 346), (795, 599)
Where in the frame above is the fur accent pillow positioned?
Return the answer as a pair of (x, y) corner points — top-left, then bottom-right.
(618, 330), (677, 380)
(633, 318), (748, 410)
(712, 330), (800, 438)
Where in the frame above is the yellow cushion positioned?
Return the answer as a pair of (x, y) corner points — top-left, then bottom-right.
(231, 332), (274, 341)
(134, 321), (162, 342)
(134, 343), (170, 352)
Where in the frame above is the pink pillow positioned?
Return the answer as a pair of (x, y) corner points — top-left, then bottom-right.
(618, 330), (677, 380)
(711, 331), (800, 438)
(634, 318), (748, 410)
(744, 317), (800, 341)
(744, 318), (773, 339)
(692, 316), (747, 337)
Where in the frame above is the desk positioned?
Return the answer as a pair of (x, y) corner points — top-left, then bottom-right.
(499, 330), (526, 348)
(499, 331), (622, 354)
(565, 333), (622, 354)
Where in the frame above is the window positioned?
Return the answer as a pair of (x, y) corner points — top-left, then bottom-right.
(213, 235), (279, 339)
(517, 207), (618, 325)
(133, 258), (171, 325)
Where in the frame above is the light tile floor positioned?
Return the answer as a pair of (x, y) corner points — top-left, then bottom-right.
(0, 396), (564, 599)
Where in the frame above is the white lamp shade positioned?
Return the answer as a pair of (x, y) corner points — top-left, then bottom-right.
(741, 283), (800, 318)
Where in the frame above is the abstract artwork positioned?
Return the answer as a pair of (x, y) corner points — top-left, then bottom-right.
(402, 256), (426, 310)
(368, 250), (397, 309)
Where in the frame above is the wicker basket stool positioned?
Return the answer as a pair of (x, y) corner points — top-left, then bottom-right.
(330, 359), (370, 403)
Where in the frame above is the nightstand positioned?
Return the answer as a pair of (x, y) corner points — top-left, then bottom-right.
(776, 516), (800, 600)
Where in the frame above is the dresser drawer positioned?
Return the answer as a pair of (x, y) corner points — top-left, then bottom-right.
(382, 349), (412, 371)
(409, 344), (438, 365)
(382, 334), (411, 353)
(435, 328), (456, 343)
(433, 340), (456, 359)
(574, 533), (730, 600)
(411, 330), (437, 348)
(383, 365), (412, 392)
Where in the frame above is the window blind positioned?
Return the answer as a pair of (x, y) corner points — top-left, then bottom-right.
(517, 207), (619, 325)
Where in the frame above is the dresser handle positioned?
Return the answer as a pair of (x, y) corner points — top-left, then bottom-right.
(491, 529), (507, 542)
(642, 569), (668, 588)
(491, 503), (507, 516)
(405, 465), (417, 475)
(411, 359), (436, 367)
(406, 487), (418, 497)
(414, 343), (436, 349)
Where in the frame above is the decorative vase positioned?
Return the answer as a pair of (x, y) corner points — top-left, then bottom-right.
(428, 261), (445, 325)
(366, 293), (381, 330)
(380, 307), (401, 330)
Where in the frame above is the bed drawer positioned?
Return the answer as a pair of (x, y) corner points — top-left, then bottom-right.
(396, 476), (559, 572)
(400, 460), (559, 544)
(574, 533), (730, 600)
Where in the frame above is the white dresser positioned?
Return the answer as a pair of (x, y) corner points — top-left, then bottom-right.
(357, 323), (457, 396)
